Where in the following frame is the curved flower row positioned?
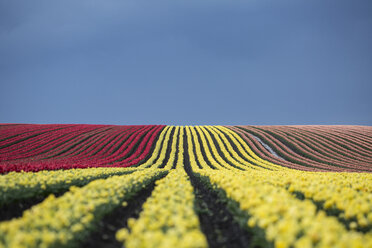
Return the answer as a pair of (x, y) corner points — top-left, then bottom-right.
(257, 170), (372, 230)
(264, 126), (372, 168)
(116, 169), (207, 248)
(175, 127), (185, 169)
(228, 126), (317, 171)
(0, 125), (371, 248)
(138, 126), (184, 170)
(183, 126), (372, 231)
(0, 125), (165, 173)
(161, 126), (180, 170)
(195, 169), (372, 248)
(0, 124), (76, 150)
(184, 126), (290, 171)
(308, 126), (372, 153)
(189, 126), (241, 170)
(0, 125), (105, 158)
(0, 167), (137, 205)
(137, 126), (173, 168)
(196, 126), (246, 170)
(215, 126), (292, 170)
(235, 126), (372, 172)
(0, 125), (370, 173)
(278, 126), (371, 163)
(0, 169), (166, 248)
(0, 126), (97, 161)
(235, 126), (341, 171)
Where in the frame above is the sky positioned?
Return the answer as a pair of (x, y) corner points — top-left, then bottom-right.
(0, 0), (371, 126)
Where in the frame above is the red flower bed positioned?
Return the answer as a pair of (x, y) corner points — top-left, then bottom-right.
(235, 126), (371, 172)
(0, 124), (165, 173)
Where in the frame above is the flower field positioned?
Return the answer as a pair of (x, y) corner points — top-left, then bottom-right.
(0, 124), (371, 248)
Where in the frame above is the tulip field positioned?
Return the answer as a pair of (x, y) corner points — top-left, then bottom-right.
(0, 124), (371, 248)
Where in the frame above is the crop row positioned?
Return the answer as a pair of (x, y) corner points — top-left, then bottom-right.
(234, 126), (372, 172)
(0, 125), (165, 173)
(0, 124), (371, 247)
(0, 167), (138, 205)
(129, 126), (372, 233)
(116, 169), (207, 248)
(262, 126), (371, 165)
(307, 126), (372, 151)
(1, 125), (371, 173)
(135, 126), (184, 170)
(194, 169), (372, 248)
(1, 169), (371, 247)
(184, 126), (291, 171)
(141, 124), (370, 246)
(130, 125), (370, 173)
(0, 169), (166, 248)
(228, 126), (317, 171)
(278, 126), (371, 162)
(0, 123), (371, 247)
(182, 127), (372, 233)
(0, 124), (76, 148)
(0, 125), (103, 156)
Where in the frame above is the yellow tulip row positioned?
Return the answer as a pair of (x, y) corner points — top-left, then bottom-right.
(188, 126), (233, 170)
(137, 126), (173, 168)
(195, 169), (372, 248)
(175, 127), (185, 169)
(116, 169), (207, 248)
(214, 126), (291, 171)
(184, 126), (372, 230)
(0, 169), (166, 248)
(139, 126), (183, 170)
(163, 127), (180, 170)
(196, 126), (247, 170)
(185, 126), (257, 171)
(0, 167), (137, 205)
(142, 126), (371, 234)
(1, 125), (370, 248)
(202, 126), (262, 170)
(183, 126), (292, 171)
(328, 172), (372, 193)
(135, 126), (289, 172)
(186, 126), (211, 170)
(254, 170), (372, 230)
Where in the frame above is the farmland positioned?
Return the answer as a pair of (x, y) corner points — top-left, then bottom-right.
(0, 124), (371, 248)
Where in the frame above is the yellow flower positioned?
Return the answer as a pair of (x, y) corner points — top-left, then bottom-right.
(116, 228), (129, 242)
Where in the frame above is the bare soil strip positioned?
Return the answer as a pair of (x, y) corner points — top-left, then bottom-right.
(249, 133), (285, 160)
(291, 190), (371, 233)
(183, 132), (253, 248)
(158, 127), (175, 168)
(79, 179), (161, 248)
(0, 171), (136, 222)
(0, 191), (66, 222)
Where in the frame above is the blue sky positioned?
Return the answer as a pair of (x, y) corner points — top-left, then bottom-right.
(0, 0), (371, 125)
